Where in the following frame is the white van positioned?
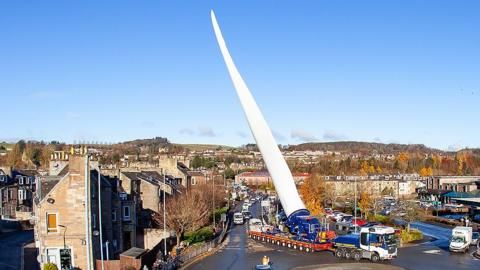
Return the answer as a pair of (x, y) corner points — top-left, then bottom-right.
(234, 212), (244, 225)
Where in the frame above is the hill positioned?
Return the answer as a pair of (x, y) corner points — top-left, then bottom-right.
(289, 141), (444, 155)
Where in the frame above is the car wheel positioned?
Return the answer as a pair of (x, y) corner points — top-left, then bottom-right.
(371, 253), (380, 263)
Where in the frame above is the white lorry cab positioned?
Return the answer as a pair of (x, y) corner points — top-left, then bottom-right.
(233, 212), (245, 225)
(449, 226), (473, 253)
(248, 218), (263, 232)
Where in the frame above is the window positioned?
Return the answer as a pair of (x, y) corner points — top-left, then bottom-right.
(123, 206), (131, 221)
(47, 213), (58, 233)
(18, 189), (25, 200)
(18, 176), (24, 185)
(360, 233), (368, 246)
(26, 177), (30, 184)
(191, 177), (196, 186)
(112, 210), (117, 221)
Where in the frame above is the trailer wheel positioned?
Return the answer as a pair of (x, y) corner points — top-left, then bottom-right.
(353, 251), (361, 261)
(293, 244), (298, 250)
(261, 237), (265, 241)
(287, 243), (292, 248)
(276, 241), (280, 245)
(299, 246), (304, 251)
(335, 248), (345, 258)
(305, 247), (311, 253)
(282, 242), (286, 247)
(344, 250), (352, 260)
(371, 253), (380, 263)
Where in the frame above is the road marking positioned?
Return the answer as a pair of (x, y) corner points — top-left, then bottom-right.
(423, 249), (442, 255)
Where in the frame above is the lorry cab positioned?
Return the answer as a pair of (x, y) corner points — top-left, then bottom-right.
(359, 226), (397, 260)
(449, 226), (473, 252)
(234, 212), (245, 225)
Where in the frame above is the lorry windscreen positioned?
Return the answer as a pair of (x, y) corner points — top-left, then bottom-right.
(383, 233), (397, 245)
(451, 236), (465, 243)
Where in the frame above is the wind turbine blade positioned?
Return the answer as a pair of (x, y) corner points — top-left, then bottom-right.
(211, 10), (306, 216)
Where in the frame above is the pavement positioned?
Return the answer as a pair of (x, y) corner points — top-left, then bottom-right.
(187, 200), (480, 270)
(0, 230), (34, 270)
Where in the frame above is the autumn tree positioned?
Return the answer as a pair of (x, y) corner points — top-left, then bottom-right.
(299, 174), (326, 215)
(156, 184), (212, 245)
(358, 191), (373, 219)
(419, 167), (433, 177)
(7, 143), (23, 168)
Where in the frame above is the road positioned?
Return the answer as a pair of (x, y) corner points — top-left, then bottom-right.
(187, 201), (480, 270)
(0, 230), (34, 270)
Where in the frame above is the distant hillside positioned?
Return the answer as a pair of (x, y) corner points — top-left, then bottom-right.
(176, 144), (234, 152)
(289, 141), (444, 155)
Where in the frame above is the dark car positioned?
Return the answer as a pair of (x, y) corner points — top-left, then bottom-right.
(243, 211), (252, 219)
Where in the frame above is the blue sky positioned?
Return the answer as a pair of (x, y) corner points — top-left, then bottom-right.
(0, 1), (479, 150)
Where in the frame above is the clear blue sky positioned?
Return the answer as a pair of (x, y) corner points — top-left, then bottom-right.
(1, 1), (479, 150)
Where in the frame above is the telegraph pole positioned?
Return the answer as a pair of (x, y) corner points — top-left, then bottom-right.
(163, 170), (167, 259)
(98, 166), (105, 270)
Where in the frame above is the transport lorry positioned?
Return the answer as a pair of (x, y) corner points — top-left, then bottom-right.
(449, 226), (473, 253)
(234, 212), (244, 225)
(333, 225), (397, 262)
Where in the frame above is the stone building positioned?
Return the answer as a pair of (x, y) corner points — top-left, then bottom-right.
(34, 155), (128, 270)
(0, 169), (37, 220)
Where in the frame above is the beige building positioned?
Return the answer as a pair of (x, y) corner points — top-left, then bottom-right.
(34, 156), (127, 270)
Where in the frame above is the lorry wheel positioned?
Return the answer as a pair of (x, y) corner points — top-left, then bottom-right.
(345, 250), (352, 260)
(353, 251), (361, 261)
(282, 242), (286, 247)
(335, 248), (345, 258)
(371, 253), (380, 263)
(287, 243), (292, 248)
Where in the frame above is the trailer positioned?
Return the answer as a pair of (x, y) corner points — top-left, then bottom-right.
(248, 230), (335, 253)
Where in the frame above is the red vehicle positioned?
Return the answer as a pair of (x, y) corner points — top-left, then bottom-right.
(352, 218), (368, 227)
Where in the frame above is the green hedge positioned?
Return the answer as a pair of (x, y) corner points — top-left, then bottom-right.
(184, 226), (214, 244)
(401, 229), (423, 243)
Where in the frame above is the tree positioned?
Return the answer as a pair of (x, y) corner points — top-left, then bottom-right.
(156, 184), (211, 245)
(299, 174), (326, 215)
(7, 143), (23, 168)
(397, 199), (423, 232)
(419, 167), (433, 177)
(224, 167), (235, 179)
(358, 191), (373, 219)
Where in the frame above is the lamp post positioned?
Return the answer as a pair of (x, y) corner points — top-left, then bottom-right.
(98, 167), (104, 270)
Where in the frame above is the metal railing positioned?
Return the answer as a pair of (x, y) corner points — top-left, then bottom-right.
(176, 218), (230, 266)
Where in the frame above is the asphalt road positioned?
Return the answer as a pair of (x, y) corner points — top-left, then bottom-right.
(187, 202), (480, 270)
(0, 230), (34, 270)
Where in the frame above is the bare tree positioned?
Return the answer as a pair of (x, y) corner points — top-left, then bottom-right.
(156, 184), (217, 245)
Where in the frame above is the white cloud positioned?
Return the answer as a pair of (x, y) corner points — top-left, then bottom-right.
(198, 126), (216, 137)
(291, 129), (317, 142)
(323, 130), (347, 141)
(179, 128), (195, 135)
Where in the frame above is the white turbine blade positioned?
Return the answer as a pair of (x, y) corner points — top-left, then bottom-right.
(211, 10), (306, 216)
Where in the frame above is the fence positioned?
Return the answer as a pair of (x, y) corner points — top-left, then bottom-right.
(177, 217), (231, 266)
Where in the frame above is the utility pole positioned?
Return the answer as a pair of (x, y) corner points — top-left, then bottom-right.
(84, 155), (93, 270)
(354, 177), (357, 233)
(212, 169), (216, 229)
(98, 166), (105, 270)
(163, 170), (167, 259)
